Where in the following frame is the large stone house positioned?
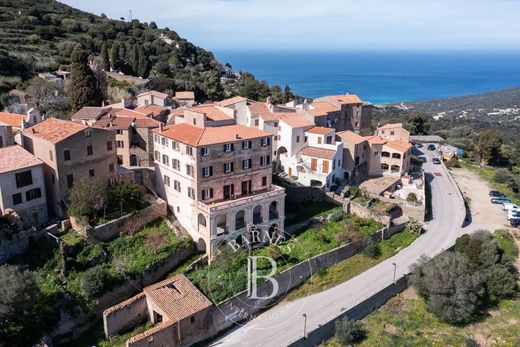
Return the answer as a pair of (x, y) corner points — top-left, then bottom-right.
(174, 91), (196, 107)
(0, 124), (14, 148)
(21, 118), (117, 217)
(0, 145), (48, 227)
(153, 106), (285, 258)
(137, 90), (169, 107)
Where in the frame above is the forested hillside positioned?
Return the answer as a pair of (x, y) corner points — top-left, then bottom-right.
(0, 0), (294, 108)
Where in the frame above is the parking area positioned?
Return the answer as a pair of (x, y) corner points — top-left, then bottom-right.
(451, 167), (510, 227)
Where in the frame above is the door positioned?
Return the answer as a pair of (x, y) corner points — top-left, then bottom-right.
(130, 154), (138, 166)
(310, 158), (317, 171)
(224, 184), (234, 199)
(288, 167), (292, 176)
(241, 180), (251, 195)
(322, 160), (329, 173)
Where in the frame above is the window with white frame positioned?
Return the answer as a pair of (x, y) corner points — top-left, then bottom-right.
(242, 158), (252, 170)
(201, 188), (213, 200)
(261, 137), (270, 147)
(174, 180), (181, 192)
(163, 175), (170, 187)
(260, 155), (271, 166)
(186, 164), (194, 176)
(154, 151), (160, 161)
(172, 159), (180, 170)
(186, 146), (193, 156)
(202, 166), (213, 177)
(201, 147), (209, 156)
(223, 143), (234, 152)
(162, 154), (169, 166)
(172, 141), (179, 150)
(188, 187), (195, 199)
(242, 140), (252, 150)
(154, 134), (160, 143)
(224, 162), (234, 173)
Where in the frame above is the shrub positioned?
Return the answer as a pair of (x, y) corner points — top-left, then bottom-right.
(329, 209), (344, 222)
(334, 317), (366, 346)
(107, 182), (144, 213)
(362, 236), (379, 258)
(266, 244), (284, 261)
(68, 176), (107, 219)
(405, 218), (423, 234)
(335, 232), (351, 245)
(445, 156), (460, 168)
(409, 252), (484, 324)
(406, 192), (418, 203)
(493, 169), (513, 184)
(481, 264), (517, 301)
(81, 266), (109, 299)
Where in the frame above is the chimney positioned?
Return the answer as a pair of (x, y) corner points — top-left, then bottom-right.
(102, 100), (105, 107)
(122, 98), (126, 108)
(235, 134), (239, 139)
(31, 128), (35, 134)
(159, 123), (164, 132)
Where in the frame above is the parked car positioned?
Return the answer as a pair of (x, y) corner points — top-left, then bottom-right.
(415, 142), (423, 148)
(506, 211), (520, 220)
(503, 203), (519, 211)
(510, 217), (520, 227)
(427, 144), (436, 151)
(491, 197), (511, 204)
(432, 157), (441, 165)
(489, 190), (504, 197)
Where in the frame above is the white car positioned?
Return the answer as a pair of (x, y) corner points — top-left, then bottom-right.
(503, 203), (518, 211)
(506, 211), (520, 220)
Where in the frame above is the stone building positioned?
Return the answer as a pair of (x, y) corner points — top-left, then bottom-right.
(137, 90), (169, 107)
(337, 130), (371, 183)
(376, 123), (411, 143)
(0, 145), (48, 227)
(173, 91), (195, 107)
(103, 274), (213, 347)
(153, 105), (285, 258)
(0, 124), (14, 148)
(21, 118), (117, 217)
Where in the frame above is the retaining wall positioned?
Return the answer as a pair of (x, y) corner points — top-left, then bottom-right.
(103, 292), (148, 338)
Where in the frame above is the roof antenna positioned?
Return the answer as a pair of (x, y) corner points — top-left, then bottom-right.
(128, 9), (132, 21)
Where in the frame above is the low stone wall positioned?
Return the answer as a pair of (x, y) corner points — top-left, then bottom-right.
(0, 224), (56, 264)
(288, 277), (409, 347)
(83, 198), (167, 242)
(103, 292), (147, 338)
(346, 201), (391, 226)
(284, 185), (330, 203)
(51, 243), (195, 345)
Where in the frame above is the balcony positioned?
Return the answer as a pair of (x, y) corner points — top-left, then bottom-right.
(196, 185), (285, 214)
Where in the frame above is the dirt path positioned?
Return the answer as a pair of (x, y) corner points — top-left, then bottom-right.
(451, 168), (510, 228)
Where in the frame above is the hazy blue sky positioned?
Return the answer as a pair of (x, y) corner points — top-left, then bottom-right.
(60, 0), (520, 50)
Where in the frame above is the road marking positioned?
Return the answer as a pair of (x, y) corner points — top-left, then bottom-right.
(434, 172), (443, 177)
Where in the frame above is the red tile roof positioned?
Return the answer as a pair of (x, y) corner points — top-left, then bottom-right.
(218, 96), (247, 107)
(247, 102), (281, 122)
(384, 139), (412, 153)
(378, 123), (404, 130)
(155, 123), (270, 146)
(143, 274), (212, 322)
(113, 108), (151, 119)
(300, 146), (337, 160)
(306, 127), (334, 135)
(174, 91), (195, 100)
(23, 118), (89, 144)
(134, 105), (169, 117)
(364, 135), (387, 145)
(0, 145), (42, 174)
(337, 130), (366, 145)
(188, 104), (233, 121)
(308, 101), (339, 117)
(134, 118), (161, 128)
(330, 94), (362, 104)
(138, 90), (169, 99)
(0, 112), (25, 127)
(280, 114), (314, 128)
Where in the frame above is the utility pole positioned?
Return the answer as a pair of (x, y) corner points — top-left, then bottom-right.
(302, 313), (307, 339)
(392, 262), (397, 285)
(128, 9), (132, 21)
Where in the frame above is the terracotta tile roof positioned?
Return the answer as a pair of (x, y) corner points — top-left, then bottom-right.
(127, 321), (175, 344)
(337, 130), (366, 145)
(384, 139), (412, 153)
(93, 116), (133, 130)
(155, 123), (270, 146)
(378, 123), (403, 130)
(138, 90), (169, 99)
(171, 106), (187, 117)
(0, 145), (43, 174)
(300, 146), (337, 160)
(280, 114), (314, 129)
(0, 112), (25, 127)
(188, 104), (233, 121)
(174, 91), (195, 100)
(104, 292), (146, 315)
(247, 102), (280, 122)
(23, 118), (88, 144)
(134, 118), (161, 128)
(364, 135), (387, 145)
(134, 105), (169, 117)
(71, 107), (112, 121)
(308, 101), (339, 117)
(144, 274), (212, 322)
(218, 96), (247, 107)
(306, 127), (334, 135)
(330, 94), (362, 104)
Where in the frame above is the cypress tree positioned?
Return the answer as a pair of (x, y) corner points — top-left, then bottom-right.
(131, 45), (139, 76)
(110, 41), (120, 70)
(100, 44), (110, 71)
(137, 45), (150, 78)
(69, 47), (101, 111)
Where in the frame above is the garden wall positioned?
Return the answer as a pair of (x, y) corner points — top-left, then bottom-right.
(346, 201), (392, 226)
(284, 185), (338, 205)
(82, 198), (167, 242)
(103, 292), (147, 338)
(0, 224), (56, 264)
(51, 243), (195, 345)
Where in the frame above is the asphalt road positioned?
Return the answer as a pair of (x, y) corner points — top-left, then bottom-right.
(210, 147), (474, 347)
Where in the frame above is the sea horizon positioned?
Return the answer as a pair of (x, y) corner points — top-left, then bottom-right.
(213, 49), (520, 104)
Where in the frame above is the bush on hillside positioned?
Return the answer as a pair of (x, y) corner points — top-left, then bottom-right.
(335, 318), (366, 346)
(81, 266), (110, 299)
(406, 192), (418, 203)
(362, 236), (379, 258)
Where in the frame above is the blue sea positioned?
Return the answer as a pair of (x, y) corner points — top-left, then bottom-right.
(213, 50), (520, 104)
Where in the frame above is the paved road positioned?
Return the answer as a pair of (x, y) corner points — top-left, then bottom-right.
(210, 148), (476, 347)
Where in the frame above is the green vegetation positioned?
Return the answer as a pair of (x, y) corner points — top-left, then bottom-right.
(284, 201), (339, 225)
(14, 219), (190, 345)
(285, 230), (420, 301)
(187, 212), (384, 303)
(61, 321), (154, 347)
(323, 230), (519, 347)
(334, 318), (366, 346)
(69, 46), (103, 111)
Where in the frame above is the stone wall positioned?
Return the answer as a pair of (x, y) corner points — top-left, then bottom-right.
(346, 201), (391, 226)
(287, 277), (408, 347)
(103, 292), (147, 338)
(0, 223), (57, 264)
(51, 243), (195, 345)
(81, 198), (167, 242)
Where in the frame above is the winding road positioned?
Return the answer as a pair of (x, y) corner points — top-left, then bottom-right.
(210, 148), (487, 347)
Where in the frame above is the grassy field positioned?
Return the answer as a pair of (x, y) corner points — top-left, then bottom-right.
(285, 230), (420, 301)
(62, 322), (154, 347)
(323, 230), (520, 347)
(461, 161), (520, 206)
